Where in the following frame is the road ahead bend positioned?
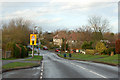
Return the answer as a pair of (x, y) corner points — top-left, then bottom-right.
(3, 50), (119, 79)
(41, 51), (118, 78)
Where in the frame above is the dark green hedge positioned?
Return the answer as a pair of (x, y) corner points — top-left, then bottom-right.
(19, 45), (28, 58)
(13, 44), (28, 58)
(13, 44), (21, 58)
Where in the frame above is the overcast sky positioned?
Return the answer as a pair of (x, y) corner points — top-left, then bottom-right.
(0, 0), (119, 33)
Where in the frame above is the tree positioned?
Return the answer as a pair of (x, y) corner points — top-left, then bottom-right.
(103, 32), (117, 43)
(115, 39), (120, 54)
(81, 41), (93, 49)
(88, 16), (110, 41)
(96, 42), (107, 53)
(61, 38), (65, 51)
(2, 18), (33, 51)
(88, 16), (110, 33)
(76, 26), (92, 42)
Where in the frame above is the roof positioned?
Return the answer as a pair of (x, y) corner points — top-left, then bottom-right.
(53, 31), (78, 40)
(53, 31), (67, 39)
(67, 32), (78, 40)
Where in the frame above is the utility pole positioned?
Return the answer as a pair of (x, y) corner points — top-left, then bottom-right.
(38, 36), (41, 56)
(37, 27), (42, 56)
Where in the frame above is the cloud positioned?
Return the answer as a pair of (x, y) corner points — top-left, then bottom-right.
(50, 0), (119, 3)
(0, 1), (118, 32)
(48, 0), (118, 14)
(36, 18), (62, 24)
(111, 21), (118, 33)
(1, 1), (118, 21)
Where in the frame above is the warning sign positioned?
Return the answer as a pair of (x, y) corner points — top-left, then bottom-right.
(30, 34), (37, 45)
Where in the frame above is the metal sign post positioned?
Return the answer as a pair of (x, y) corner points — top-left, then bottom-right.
(30, 34), (37, 58)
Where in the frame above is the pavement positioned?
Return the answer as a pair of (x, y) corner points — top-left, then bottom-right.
(2, 57), (33, 65)
(2, 50), (119, 80)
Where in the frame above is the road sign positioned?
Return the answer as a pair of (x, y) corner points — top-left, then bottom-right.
(30, 34), (37, 45)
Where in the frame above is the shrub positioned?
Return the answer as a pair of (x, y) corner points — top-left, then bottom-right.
(96, 42), (107, 53)
(81, 41), (93, 49)
(115, 39), (120, 54)
(6, 42), (15, 57)
(19, 45), (28, 58)
(85, 49), (96, 55)
(102, 47), (115, 55)
(24, 46), (28, 57)
(13, 44), (21, 58)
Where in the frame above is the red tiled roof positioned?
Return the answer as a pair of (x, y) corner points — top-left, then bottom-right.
(53, 31), (78, 40)
(53, 32), (67, 39)
(68, 32), (78, 40)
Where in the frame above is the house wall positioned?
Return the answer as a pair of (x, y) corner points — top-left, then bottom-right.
(53, 39), (62, 46)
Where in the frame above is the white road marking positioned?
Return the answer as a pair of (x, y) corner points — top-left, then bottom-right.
(40, 62), (44, 79)
(41, 69), (43, 72)
(89, 70), (107, 78)
(67, 62), (107, 78)
(40, 76), (42, 79)
(47, 53), (107, 78)
(41, 73), (43, 75)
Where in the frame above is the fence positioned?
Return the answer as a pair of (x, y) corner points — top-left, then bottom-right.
(2, 51), (11, 59)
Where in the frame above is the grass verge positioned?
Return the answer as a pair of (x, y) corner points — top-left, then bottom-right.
(2, 62), (38, 70)
(57, 53), (119, 65)
(2, 56), (30, 60)
(25, 55), (43, 61)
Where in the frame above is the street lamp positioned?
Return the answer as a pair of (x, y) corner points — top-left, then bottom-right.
(36, 26), (42, 56)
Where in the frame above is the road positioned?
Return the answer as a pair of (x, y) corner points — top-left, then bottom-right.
(2, 50), (119, 80)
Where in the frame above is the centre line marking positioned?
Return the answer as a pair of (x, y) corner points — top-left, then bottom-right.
(89, 70), (106, 78)
(41, 73), (43, 75)
(69, 62), (107, 78)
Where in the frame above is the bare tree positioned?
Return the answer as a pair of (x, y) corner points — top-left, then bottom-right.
(76, 26), (92, 41)
(2, 17), (33, 51)
(88, 16), (110, 33)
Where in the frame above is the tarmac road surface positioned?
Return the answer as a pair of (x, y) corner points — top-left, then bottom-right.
(2, 50), (119, 80)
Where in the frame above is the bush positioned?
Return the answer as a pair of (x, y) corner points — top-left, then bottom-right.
(13, 44), (21, 58)
(115, 39), (120, 54)
(81, 41), (93, 49)
(85, 49), (96, 55)
(19, 45), (28, 58)
(24, 46), (28, 57)
(102, 47), (115, 55)
(96, 42), (107, 53)
(6, 42), (15, 57)
(5, 42), (28, 58)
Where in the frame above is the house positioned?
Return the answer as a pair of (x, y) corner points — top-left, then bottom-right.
(53, 31), (79, 48)
(53, 31), (67, 46)
(67, 31), (78, 44)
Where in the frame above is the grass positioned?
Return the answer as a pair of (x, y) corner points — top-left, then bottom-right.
(25, 55), (43, 61)
(96, 54), (119, 64)
(2, 56), (30, 60)
(58, 53), (119, 65)
(28, 51), (37, 54)
(2, 58), (19, 60)
(2, 62), (38, 69)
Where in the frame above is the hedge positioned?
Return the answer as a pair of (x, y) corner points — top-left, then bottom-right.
(102, 47), (115, 55)
(116, 39), (120, 54)
(5, 42), (28, 58)
(13, 44), (21, 58)
(19, 45), (28, 58)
